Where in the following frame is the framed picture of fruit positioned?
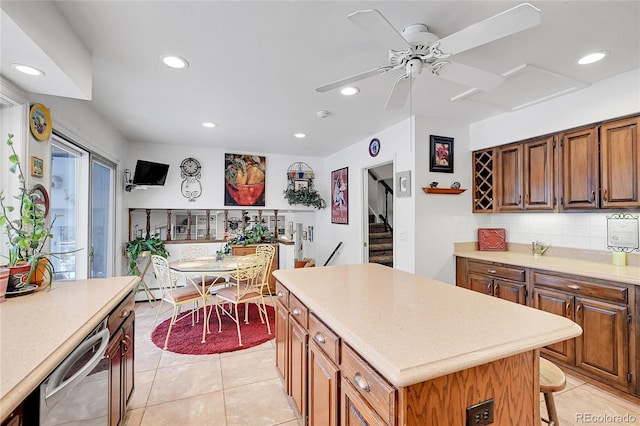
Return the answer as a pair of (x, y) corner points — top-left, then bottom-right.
(224, 154), (266, 206)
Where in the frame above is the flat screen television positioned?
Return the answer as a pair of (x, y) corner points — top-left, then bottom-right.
(132, 160), (170, 186)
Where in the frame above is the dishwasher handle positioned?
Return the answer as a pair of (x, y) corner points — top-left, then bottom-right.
(44, 328), (110, 408)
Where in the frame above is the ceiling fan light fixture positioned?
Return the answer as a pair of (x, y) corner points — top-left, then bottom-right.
(12, 63), (44, 76)
(340, 86), (359, 96)
(577, 50), (609, 65)
(160, 55), (189, 69)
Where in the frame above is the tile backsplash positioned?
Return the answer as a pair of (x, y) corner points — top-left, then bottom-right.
(453, 213), (629, 252)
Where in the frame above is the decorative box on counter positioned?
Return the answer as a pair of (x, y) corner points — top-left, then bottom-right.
(477, 228), (506, 251)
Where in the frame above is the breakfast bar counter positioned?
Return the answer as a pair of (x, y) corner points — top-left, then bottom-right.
(273, 264), (581, 425)
(0, 276), (139, 422)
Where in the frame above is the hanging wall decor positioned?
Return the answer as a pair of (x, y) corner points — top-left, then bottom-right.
(180, 157), (202, 202)
(283, 162), (326, 209)
(224, 154), (266, 206)
(331, 167), (348, 224)
(29, 103), (52, 141)
(429, 135), (454, 173)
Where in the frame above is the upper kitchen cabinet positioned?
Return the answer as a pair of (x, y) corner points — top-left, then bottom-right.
(472, 149), (496, 213)
(599, 116), (640, 209)
(496, 136), (555, 212)
(559, 126), (599, 210)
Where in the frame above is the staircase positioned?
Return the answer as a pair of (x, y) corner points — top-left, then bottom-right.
(368, 222), (393, 267)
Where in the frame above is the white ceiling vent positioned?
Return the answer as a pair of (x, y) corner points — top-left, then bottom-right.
(451, 64), (588, 111)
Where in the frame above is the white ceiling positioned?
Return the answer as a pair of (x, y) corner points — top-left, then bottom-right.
(2, 1), (639, 157)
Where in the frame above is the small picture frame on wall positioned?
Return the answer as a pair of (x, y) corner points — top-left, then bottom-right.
(331, 167), (348, 224)
(294, 179), (309, 190)
(396, 170), (411, 197)
(30, 156), (44, 178)
(429, 135), (454, 173)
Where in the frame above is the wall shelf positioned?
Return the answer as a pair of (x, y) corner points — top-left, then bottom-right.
(422, 187), (467, 195)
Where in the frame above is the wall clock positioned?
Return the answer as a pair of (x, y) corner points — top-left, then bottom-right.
(369, 138), (380, 157)
(29, 103), (52, 141)
(180, 157), (202, 202)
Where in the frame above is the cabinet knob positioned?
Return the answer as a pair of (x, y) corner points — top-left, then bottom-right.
(314, 333), (326, 344)
(567, 284), (581, 291)
(277, 291), (284, 298)
(487, 269), (497, 274)
(120, 309), (130, 319)
(602, 189), (608, 202)
(292, 307), (301, 316)
(566, 301), (572, 315)
(590, 190), (596, 202)
(353, 373), (370, 392)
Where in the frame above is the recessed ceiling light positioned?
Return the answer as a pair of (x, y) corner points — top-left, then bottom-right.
(12, 63), (44, 76)
(202, 122), (216, 128)
(160, 55), (189, 69)
(340, 86), (359, 96)
(577, 50), (609, 65)
(294, 133), (306, 138)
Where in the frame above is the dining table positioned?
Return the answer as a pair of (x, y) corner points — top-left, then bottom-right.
(169, 255), (240, 343)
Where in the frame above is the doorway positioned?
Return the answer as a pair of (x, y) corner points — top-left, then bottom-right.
(363, 162), (394, 266)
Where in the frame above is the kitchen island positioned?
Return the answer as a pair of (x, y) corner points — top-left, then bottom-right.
(0, 276), (139, 423)
(273, 264), (582, 425)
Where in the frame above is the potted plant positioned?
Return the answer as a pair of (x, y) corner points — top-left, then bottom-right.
(124, 233), (168, 275)
(0, 133), (61, 290)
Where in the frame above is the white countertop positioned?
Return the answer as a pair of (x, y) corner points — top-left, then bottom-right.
(454, 249), (640, 286)
(0, 276), (138, 420)
(273, 264), (581, 388)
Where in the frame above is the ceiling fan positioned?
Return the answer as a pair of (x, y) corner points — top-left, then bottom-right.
(316, 3), (542, 109)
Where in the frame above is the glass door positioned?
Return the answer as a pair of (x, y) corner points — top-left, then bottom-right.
(90, 158), (115, 278)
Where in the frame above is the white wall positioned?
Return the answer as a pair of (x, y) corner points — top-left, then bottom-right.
(320, 119), (413, 270)
(414, 117), (472, 284)
(464, 69), (640, 255)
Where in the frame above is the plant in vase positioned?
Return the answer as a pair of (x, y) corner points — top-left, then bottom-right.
(0, 133), (65, 291)
(227, 223), (276, 247)
(124, 233), (168, 275)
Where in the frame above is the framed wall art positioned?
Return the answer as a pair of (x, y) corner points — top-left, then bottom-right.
(429, 135), (454, 173)
(331, 167), (348, 224)
(396, 170), (411, 197)
(30, 156), (44, 178)
(29, 103), (52, 141)
(224, 154), (266, 206)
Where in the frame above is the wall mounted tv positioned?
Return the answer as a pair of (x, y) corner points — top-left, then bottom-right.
(132, 160), (170, 186)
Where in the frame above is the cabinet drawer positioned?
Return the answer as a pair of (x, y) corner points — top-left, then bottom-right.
(289, 293), (309, 329)
(468, 260), (525, 282)
(309, 313), (340, 365)
(532, 271), (628, 303)
(107, 292), (135, 336)
(274, 281), (289, 309)
(232, 246), (255, 256)
(341, 343), (396, 425)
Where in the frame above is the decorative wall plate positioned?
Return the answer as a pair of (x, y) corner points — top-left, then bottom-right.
(31, 184), (50, 218)
(29, 103), (52, 141)
(369, 138), (380, 157)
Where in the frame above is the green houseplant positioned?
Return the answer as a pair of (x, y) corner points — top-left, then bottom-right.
(0, 133), (60, 289)
(283, 186), (326, 209)
(125, 233), (168, 275)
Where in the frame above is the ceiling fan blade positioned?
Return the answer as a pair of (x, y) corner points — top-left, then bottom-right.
(436, 3), (541, 56)
(431, 61), (505, 91)
(385, 74), (412, 110)
(315, 66), (394, 92)
(348, 9), (411, 51)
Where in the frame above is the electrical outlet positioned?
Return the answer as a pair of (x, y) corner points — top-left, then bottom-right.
(466, 399), (494, 426)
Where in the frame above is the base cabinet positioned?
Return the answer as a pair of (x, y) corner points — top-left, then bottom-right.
(107, 294), (135, 426)
(308, 341), (339, 426)
(462, 259), (527, 305)
(341, 378), (387, 426)
(289, 316), (308, 418)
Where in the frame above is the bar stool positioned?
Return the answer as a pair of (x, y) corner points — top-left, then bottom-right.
(540, 357), (566, 426)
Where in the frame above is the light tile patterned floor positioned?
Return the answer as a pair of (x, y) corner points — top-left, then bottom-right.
(126, 302), (640, 426)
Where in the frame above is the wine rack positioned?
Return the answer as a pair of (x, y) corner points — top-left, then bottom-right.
(473, 149), (495, 212)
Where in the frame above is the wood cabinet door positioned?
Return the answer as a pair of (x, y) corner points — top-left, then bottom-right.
(497, 144), (524, 211)
(560, 127), (599, 209)
(533, 288), (575, 364)
(275, 300), (289, 389)
(468, 273), (493, 296)
(575, 297), (630, 390)
(523, 136), (555, 210)
(600, 116), (640, 208)
(472, 149), (496, 213)
(289, 316), (308, 418)
(308, 340), (339, 426)
(494, 279), (527, 305)
(107, 329), (123, 426)
(341, 378), (387, 426)
(122, 315), (135, 405)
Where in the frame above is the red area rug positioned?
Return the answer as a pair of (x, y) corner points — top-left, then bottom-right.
(151, 303), (275, 355)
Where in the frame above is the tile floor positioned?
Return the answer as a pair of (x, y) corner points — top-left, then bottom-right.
(126, 301), (640, 426)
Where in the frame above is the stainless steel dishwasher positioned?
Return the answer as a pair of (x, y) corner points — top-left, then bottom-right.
(38, 323), (110, 425)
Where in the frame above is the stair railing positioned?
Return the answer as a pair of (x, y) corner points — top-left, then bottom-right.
(323, 242), (343, 266)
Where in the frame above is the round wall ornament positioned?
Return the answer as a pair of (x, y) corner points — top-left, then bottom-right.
(369, 138), (380, 157)
(29, 103), (52, 141)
